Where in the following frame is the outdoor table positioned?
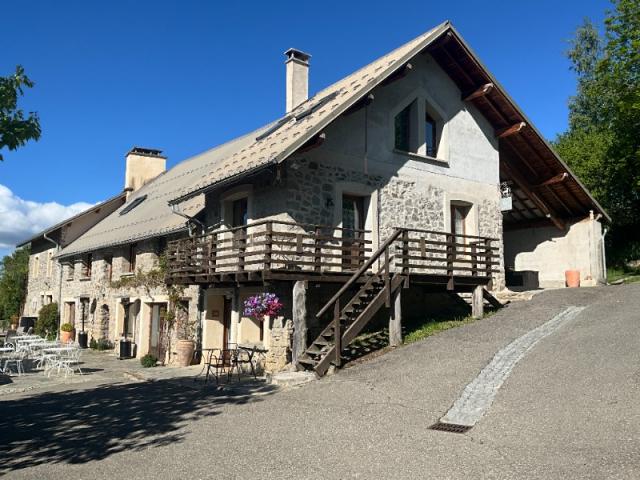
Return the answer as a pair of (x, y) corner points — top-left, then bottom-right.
(43, 347), (75, 354)
(237, 344), (268, 378)
(0, 347), (13, 353)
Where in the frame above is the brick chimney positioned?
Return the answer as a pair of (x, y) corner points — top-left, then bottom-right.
(124, 147), (166, 196)
(285, 48), (311, 113)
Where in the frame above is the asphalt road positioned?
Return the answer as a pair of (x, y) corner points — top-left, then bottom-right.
(2, 284), (639, 479)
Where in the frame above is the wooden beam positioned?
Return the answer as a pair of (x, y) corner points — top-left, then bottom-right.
(462, 83), (494, 102)
(381, 63), (413, 86)
(502, 162), (566, 230)
(496, 122), (527, 139)
(533, 172), (569, 188)
(344, 93), (374, 116)
(296, 132), (326, 154)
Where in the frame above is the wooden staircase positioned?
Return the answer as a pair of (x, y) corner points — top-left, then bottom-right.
(298, 229), (407, 377)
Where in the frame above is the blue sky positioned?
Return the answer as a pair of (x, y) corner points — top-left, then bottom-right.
(0, 0), (610, 258)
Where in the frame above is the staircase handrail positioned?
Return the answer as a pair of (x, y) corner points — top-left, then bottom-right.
(316, 228), (404, 319)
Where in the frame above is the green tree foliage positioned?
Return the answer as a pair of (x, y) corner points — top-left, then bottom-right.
(0, 65), (41, 161)
(554, 0), (640, 264)
(36, 302), (59, 338)
(0, 247), (30, 326)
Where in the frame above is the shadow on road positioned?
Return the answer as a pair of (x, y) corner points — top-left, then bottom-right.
(0, 377), (276, 474)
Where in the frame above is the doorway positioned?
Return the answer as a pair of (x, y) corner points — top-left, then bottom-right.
(342, 195), (366, 270)
(149, 303), (167, 359)
(223, 296), (233, 351)
(65, 302), (76, 328)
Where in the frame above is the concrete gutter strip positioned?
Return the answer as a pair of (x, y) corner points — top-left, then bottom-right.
(441, 305), (586, 427)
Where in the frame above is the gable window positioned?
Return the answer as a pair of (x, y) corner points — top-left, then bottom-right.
(394, 103), (413, 152)
(393, 97), (444, 159)
(425, 112), (437, 157)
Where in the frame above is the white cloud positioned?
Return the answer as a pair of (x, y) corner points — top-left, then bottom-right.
(0, 184), (94, 248)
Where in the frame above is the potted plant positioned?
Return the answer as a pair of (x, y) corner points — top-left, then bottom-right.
(173, 303), (195, 367)
(60, 322), (75, 344)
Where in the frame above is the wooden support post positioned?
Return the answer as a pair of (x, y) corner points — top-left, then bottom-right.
(446, 233), (454, 291)
(389, 287), (402, 347)
(472, 284), (484, 319)
(292, 281), (308, 366)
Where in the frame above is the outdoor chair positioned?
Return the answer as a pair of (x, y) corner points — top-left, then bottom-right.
(2, 350), (26, 376)
(55, 348), (83, 378)
(204, 348), (240, 385)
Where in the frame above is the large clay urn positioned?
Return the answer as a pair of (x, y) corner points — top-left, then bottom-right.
(176, 339), (195, 367)
(60, 329), (75, 344)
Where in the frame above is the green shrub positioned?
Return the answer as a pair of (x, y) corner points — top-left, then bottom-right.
(90, 338), (114, 351)
(60, 322), (74, 332)
(35, 303), (59, 337)
(140, 354), (158, 368)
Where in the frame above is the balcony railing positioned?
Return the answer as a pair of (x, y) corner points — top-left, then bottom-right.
(165, 220), (500, 285)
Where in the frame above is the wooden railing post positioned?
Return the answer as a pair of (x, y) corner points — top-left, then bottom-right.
(264, 221), (272, 271)
(210, 232), (217, 275)
(314, 226), (322, 272)
(484, 238), (492, 278)
(334, 300), (341, 367)
(446, 233), (454, 290)
(471, 242), (478, 277)
(384, 246), (391, 308)
(237, 228), (246, 272)
(401, 229), (409, 276)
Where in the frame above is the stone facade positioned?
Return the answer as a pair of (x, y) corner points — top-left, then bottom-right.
(264, 317), (293, 372)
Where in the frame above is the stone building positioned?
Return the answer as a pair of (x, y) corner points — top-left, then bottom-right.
(21, 21), (609, 373)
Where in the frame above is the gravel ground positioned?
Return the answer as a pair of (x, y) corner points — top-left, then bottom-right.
(1, 284), (638, 479)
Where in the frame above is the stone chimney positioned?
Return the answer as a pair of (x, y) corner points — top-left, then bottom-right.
(285, 48), (311, 113)
(124, 147), (166, 196)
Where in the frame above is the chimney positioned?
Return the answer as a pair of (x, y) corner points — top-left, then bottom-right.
(124, 147), (166, 196)
(285, 48), (311, 113)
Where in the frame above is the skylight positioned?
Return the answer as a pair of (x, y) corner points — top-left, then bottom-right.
(119, 194), (147, 215)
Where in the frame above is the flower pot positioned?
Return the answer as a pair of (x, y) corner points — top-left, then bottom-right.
(565, 270), (581, 288)
(175, 339), (195, 367)
(60, 329), (75, 344)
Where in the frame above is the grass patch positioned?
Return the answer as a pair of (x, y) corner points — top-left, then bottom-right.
(607, 266), (640, 284)
(404, 312), (494, 344)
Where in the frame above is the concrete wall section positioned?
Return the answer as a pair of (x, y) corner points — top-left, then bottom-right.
(504, 217), (606, 288)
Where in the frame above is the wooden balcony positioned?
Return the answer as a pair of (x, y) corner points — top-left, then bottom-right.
(165, 220), (500, 287)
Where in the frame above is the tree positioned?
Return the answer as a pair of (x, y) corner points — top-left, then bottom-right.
(554, 0), (640, 265)
(0, 65), (41, 161)
(0, 246), (30, 327)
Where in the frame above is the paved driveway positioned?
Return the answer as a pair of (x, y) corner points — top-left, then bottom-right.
(2, 284), (638, 479)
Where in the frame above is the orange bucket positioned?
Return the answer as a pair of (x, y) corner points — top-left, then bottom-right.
(565, 270), (580, 288)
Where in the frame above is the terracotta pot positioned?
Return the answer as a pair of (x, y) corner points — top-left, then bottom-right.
(175, 339), (195, 367)
(565, 270), (581, 288)
(60, 329), (75, 344)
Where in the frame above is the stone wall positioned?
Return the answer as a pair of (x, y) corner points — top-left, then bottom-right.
(264, 317), (293, 373)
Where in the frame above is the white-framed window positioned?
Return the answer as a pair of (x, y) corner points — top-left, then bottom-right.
(392, 93), (448, 160)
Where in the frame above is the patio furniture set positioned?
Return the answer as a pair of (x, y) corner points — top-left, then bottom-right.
(1, 332), (83, 378)
(200, 343), (268, 385)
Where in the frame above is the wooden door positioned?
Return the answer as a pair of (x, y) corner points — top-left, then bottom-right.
(342, 195), (365, 270)
(223, 296), (233, 351)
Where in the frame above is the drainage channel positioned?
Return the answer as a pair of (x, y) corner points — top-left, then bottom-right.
(431, 305), (586, 433)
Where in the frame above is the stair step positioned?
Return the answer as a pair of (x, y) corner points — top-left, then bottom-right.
(306, 345), (324, 355)
(297, 356), (317, 366)
(314, 338), (331, 346)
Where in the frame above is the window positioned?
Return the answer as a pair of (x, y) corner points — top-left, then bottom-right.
(119, 194), (147, 216)
(46, 251), (54, 277)
(394, 98), (443, 158)
(125, 244), (137, 273)
(33, 256), (40, 278)
(82, 253), (92, 278)
(46, 295), (53, 305)
(232, 197), (248, 228)
(105, 256), (113, 282)
(394, 102), (413, 152)
(66, 261), (75, 280)
(425, 112), (437, 157)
